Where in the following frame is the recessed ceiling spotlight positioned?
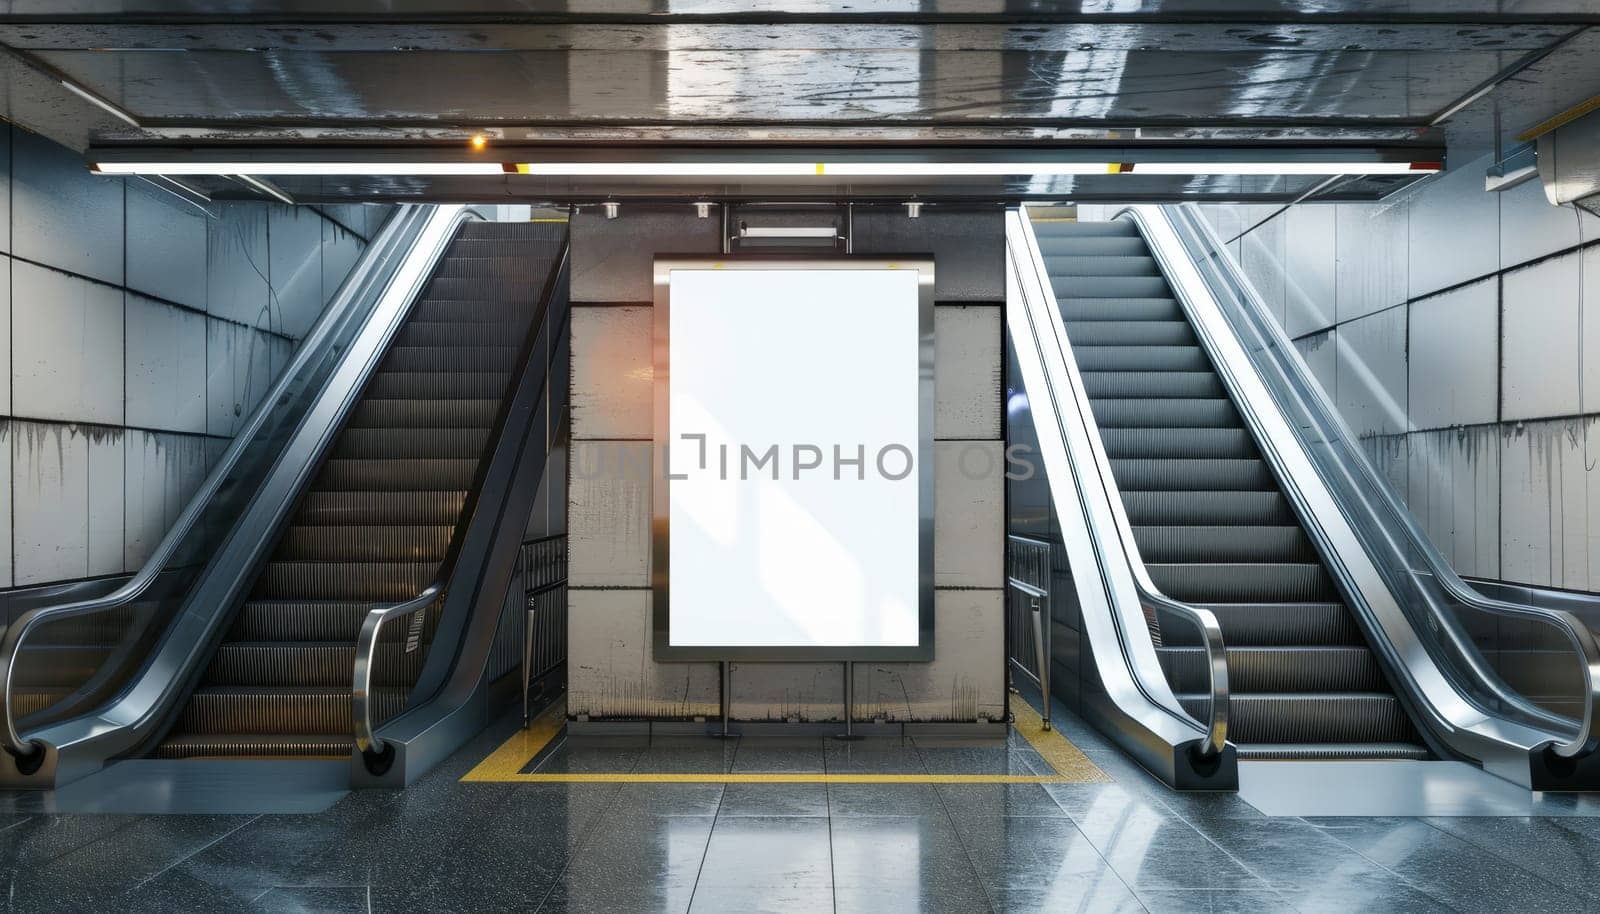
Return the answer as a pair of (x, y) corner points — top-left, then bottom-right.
(469, 134), (490, 151)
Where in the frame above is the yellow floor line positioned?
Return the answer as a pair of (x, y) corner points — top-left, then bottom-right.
(460, 697), (568, 782)
(462, 695), (1108, 784)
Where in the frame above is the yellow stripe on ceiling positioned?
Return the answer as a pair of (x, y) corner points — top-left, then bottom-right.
(1517, 94), (1600, 143)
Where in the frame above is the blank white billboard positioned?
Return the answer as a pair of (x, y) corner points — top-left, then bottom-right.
(654, 260), (933, 660)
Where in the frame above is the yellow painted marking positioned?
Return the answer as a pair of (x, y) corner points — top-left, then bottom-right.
(463, 695), (1109, 784)
(1517, 94), (1600, 143)
(815, 162), (826, 175)
(489, 773), (1079, 784)
(460, 698), (567, 782)
(1011, 699), (1111, 783)
(527, 218), (569, 223)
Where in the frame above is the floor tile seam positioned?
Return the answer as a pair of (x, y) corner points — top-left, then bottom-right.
(528, 779), (630, 913)
(125, 813), (263, 893)
(926, 773), (1004, 914)
(685, 778), (729, 914)
(1414, 815), (1600, 903)
(1303, 820), (1472, 914)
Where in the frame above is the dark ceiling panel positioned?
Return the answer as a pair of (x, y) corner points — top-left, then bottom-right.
(35, 46), (1513, 125)
(2, 1), (1599, 20)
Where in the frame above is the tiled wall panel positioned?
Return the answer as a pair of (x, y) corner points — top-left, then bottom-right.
(1232, 148), (1600, 593)
(2, 124), (377, 589)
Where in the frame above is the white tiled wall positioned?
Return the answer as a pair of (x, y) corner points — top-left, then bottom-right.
(2, 125), (384, 589)
(1225, 150), (1600, 591)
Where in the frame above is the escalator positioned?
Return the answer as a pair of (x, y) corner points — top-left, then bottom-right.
(2, 206), (571, 788)
(1005, 204), (1600, 790)
(1034, 219), (1426, 760)
(154, 221), (563, 759)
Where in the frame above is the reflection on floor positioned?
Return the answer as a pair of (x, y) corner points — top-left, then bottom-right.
(2, 690), (1599, 913)
(462, 696), (1109, 785)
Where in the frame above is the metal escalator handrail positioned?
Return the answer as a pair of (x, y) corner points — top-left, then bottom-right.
(350, 231), (571, 768)
(353, 584), (443, 757)
(0, 204), (467, 770)
(1145, 202), (1598, 760)
(1011, 205), (1229, 759)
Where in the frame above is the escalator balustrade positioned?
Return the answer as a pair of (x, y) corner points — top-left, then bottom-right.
(1035, 218), (1427, 760)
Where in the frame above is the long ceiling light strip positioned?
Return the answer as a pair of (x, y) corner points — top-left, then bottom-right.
(92, 161), (1442, 177)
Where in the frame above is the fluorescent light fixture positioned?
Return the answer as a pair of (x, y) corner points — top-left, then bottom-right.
(92, 160), (1442, 178)
(1127, 162), (1438, 175)
(92, 162), (506, 176)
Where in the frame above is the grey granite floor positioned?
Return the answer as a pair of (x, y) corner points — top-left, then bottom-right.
(1, 691), (1598, 913)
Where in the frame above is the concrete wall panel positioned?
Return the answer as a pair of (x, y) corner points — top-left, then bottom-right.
(855, 589), (1005, 723)
(206, 203), (271, 329)
(123, 430), (208, 571)
(12, 263), (124, 425)
(1503, 253), (1581, 422)
(126, 294), (207, 434)
(1335, 199), (1408, 323)
(1284, 205), (1337, 338)
(1406, 427), (1500, 578)
(11, 130), (123, 285)
(570, 305), (653, 440)
(1499, 419), (1598, 591)
(934, 441), (1004, 589)
(1335, 306), (1407, 438)
(125, 180), (207, 310)
(934, 304), (1002, 440)
(267, 204), (325, 338)
(570, 207), (722, 302)
(1408, 153), (1499, 299)
(852, 208), (1004, 301)
(729, 662), (844, 722)
(1499, 176), (1600, 270)
(1409, 278), (1497, 430)
(568, 441), (652, 588)
(566, 588), (721, 720)
(11, 421), (90, 585)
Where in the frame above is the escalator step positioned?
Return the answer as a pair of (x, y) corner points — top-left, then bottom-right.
(295, 490), (467, 526)
(1158, 645), (1383, 692)
(1081, 370), (1225, 399)
(176, 686), (410, 735)
(1101, 428), (1256, 459)
(230, 601), (441, 643)
(1045, 255), (1161, 277)
(1112, 458), (1273, 491)
(152, 734), (355, 759)
(1033, 220), (1139, 242)
(314, 457), (479, 491)
(346, 398), (501, 429)
(1052, 275), (1170, 299)
(1133, 524), (1315, 563)
(1059, 298), (1184, 323)
(1064, 320), (1196, 347)
(256, 561), (439, 602)
(1038, 236), (1146, 257)
(1235, 743), (1431, 761)
(432, 256), (558, 284)
(458, 221), (568, 241)
(1178, 693), (1421, 745)
(1073, 344), (1210, 373)
(1159, 602), (1363, 646)
(207, 642), (425, 687)
(1147, 562), (1337, 603)
(366, 370), (511, 400)
(1091, 398), (1240, 428)
(381, 345), (520, 374)
(410, 297), (535, 324)
(398, 321), (523, 349)
(276, 524), (456, 563)
(1122, 491), (1294, 526)
(332, 427), (491, 461)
